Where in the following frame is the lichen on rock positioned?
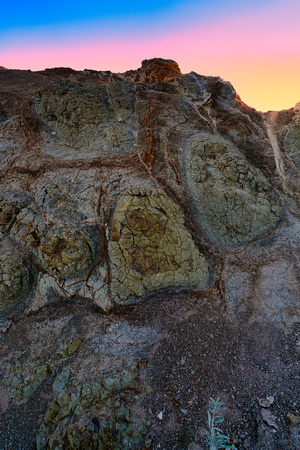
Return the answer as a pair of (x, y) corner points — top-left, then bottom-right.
(108, 186), (209, 304)
(37, 359), (149, 450)
(0, 245), (32, 317)
(34, 79), (136, 153)
(38, 226), (102, 280)
(184, 133), (283, 245)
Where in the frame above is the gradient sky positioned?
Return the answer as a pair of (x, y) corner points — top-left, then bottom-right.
(1, 0), (299, 112)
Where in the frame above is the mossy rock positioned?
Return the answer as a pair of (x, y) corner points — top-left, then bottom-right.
(108, 186), (209, 304)
(184, 133), (283, 245)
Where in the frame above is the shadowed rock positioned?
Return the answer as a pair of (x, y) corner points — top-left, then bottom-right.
(0, 245), (33, 317)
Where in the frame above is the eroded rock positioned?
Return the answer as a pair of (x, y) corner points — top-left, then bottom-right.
(38, 226), (101, 280)
(37, 360), (149, 450)
(0, 244), (33, 317)
(0, 200), (19, 239)
(11, 206), (47, 256)
(109, 187), (209, 304)
(35, 79), (136, 154)
(33, 169), (102, 224)
(0, 59), (299, 450)
(123, 57), (181, 83)
(254, 259), (299, 328)
(184, 133), (283, 245)
(286, 122), (300, 169)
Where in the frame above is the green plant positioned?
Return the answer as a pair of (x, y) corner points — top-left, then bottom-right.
(206, 397), (236, 449)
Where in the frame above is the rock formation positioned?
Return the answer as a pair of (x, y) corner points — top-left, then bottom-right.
(0, 59), (299, 449)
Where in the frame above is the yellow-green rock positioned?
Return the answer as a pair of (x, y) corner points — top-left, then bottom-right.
(108, 187), (209, 304)
(34, 79), (136, 154)
(38, 226), (101, 279)
(184, 133), (283, 245)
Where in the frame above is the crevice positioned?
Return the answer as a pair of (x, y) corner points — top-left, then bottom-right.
(264, 113), (286, 192)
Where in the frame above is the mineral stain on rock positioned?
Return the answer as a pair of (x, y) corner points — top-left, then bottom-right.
(184, 133), (283, 245)
(35, 79), (136, 154)
(109, 187), (209, 304)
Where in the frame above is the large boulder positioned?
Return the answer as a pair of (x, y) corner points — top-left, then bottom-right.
(0, 59), (299, 450)
(109, 187), (209, 304)
(184, 133), (283, 245)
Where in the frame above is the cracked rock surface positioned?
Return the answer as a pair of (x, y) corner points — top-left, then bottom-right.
(109, 187), (209, 304)
(0, 58), (299, 449)
(35, 79), (136, 155)
(0, 244), (33, 316)
(184, 133), (283, 245)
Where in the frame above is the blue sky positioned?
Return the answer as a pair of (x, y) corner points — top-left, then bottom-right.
(1, 0), (275, 33)
(0, 0), (299, 111)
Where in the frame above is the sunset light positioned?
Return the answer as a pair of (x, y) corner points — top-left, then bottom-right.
(0, 0), (299, 112)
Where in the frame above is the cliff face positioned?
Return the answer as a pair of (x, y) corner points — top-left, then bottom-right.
(0, 59), (299, 449)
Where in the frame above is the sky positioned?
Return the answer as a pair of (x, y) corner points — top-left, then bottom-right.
(0, 0), (299, 112)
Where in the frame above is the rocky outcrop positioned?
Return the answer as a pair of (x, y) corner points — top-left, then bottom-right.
(37, 359), (149, 449)
(184, 133), (283, 245)
(123, 58), (182, 83)
(0, 59), (299, 449)
(286, 110), (300, 169)
(0, 243), (33, 316)
(35, 79), (136, 153)
(109, 187), (209, 304)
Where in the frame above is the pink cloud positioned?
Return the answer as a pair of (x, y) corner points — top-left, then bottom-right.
(1, 0), (299, 111)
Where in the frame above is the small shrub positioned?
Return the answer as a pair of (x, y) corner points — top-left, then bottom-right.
(206, 397), (236, 449)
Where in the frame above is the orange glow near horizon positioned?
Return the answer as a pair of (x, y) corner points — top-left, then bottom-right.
(1, 50), (299, 113)
(1, 1), (299, 112)
(185, 56), (300, 112)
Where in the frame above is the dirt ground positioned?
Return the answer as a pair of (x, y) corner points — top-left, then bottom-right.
(0, 290), (299, 449)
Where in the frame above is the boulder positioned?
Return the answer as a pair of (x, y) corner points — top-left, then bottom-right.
(184, 133), (283, 245)
(109, 187), (209, 304)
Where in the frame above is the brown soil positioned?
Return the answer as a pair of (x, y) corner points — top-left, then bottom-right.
(1, 291), (298, 449)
